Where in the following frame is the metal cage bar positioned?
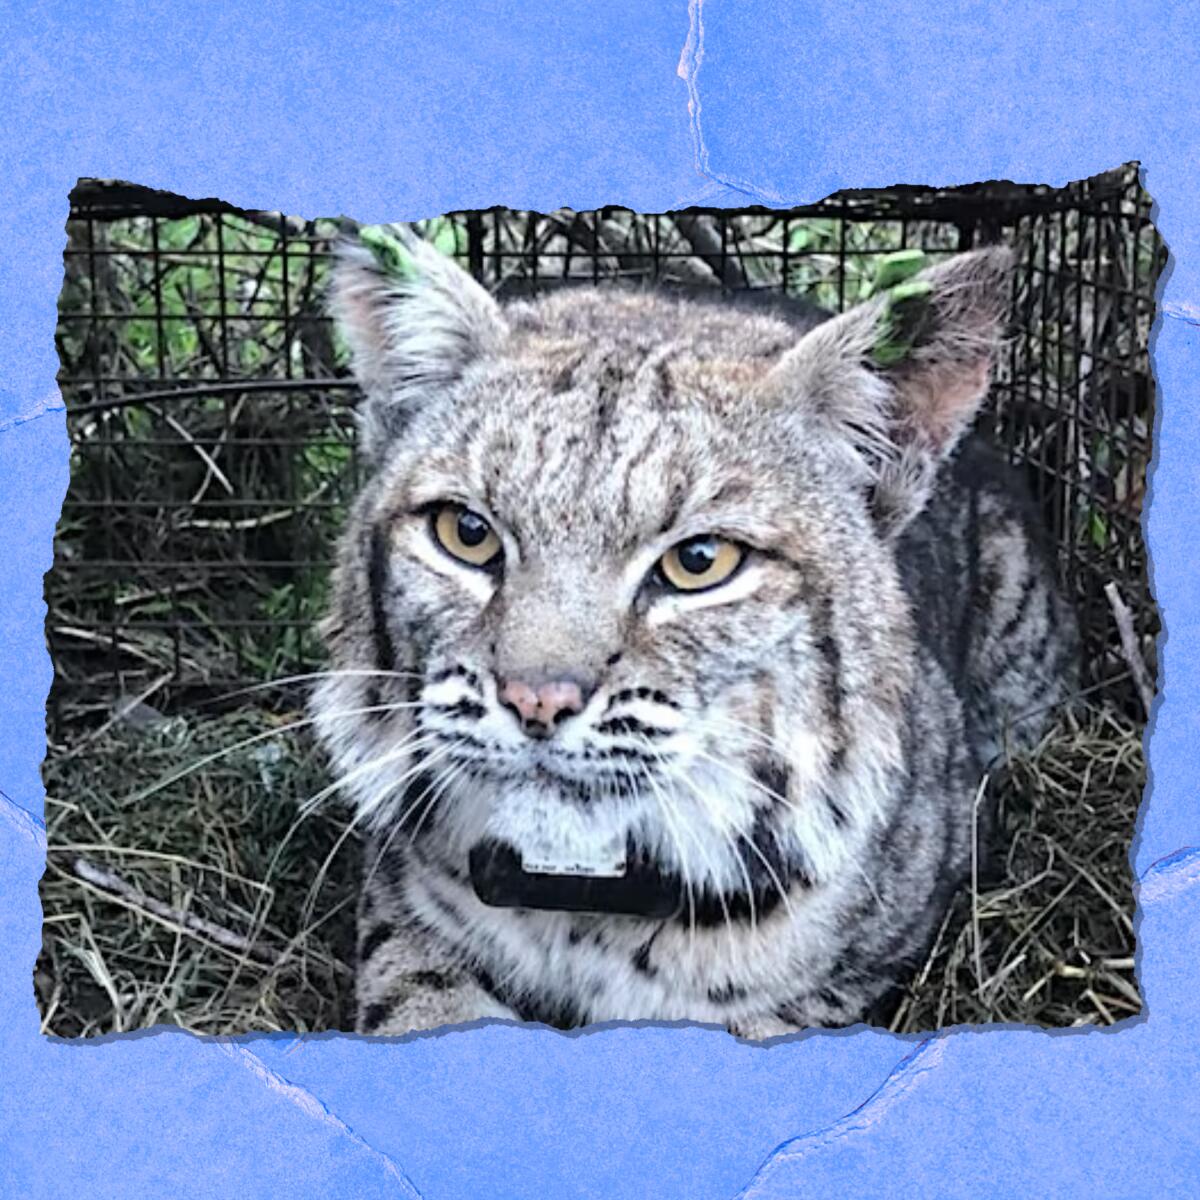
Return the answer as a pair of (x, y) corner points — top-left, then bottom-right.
(49, 167), (1161, 728)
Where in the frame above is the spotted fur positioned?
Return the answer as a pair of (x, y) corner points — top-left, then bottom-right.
(313, 237), (1078, 1037)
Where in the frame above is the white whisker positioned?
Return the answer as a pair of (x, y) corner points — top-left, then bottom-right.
(637, 745), (743, 959)
(125, 698), (427, 806)
(680, 747), (804, 925)
(358, 739), (474, 899)
(619, 756), (698, 959)
(664, 760), (762, 937)
(204, 667), (425, 706)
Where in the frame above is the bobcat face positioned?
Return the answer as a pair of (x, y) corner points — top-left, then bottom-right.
(354, 352), (899, 895)
(315, 235), (1011, 906)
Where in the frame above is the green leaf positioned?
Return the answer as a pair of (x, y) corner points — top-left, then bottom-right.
(872, 279), (934, 367)
(159, 215), (201, 251)
(359, 225), (416, 278)
(428, 217), (461, 257)
(862, 248), (929, 299)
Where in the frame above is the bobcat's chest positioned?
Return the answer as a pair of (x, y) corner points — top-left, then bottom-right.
(400, 858), (852, 1027)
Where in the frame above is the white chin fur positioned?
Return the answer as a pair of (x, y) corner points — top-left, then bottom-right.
(313, 669), (874, 893)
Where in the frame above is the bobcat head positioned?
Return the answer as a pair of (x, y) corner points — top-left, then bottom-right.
(313, 231), (1011, 912)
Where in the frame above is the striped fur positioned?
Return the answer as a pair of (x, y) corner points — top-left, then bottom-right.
(313, 244), (1078, 1037)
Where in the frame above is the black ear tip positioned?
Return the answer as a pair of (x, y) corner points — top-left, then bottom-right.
(917, 246), (1015, 317)
(960, 243), (1016, 283)
(328, 233), (378, 275)
(328, 216), (363, 250)
(980, 242), (1016, 270)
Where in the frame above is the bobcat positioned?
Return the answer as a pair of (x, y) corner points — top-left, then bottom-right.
(313, 230), (1078, 1038)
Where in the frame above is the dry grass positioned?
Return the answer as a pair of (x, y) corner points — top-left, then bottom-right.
(890, 705), (1143, 1031)
(37, 709), (358, 1036)
(36, 704), (1143, 1038)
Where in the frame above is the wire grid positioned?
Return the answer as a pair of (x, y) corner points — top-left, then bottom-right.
(49, 166), (1160, 729)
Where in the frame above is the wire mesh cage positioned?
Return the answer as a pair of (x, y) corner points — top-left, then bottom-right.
(50, 165), (1161, 733)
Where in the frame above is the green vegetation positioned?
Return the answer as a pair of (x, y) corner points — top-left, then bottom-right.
(52, 190), (1159, 719)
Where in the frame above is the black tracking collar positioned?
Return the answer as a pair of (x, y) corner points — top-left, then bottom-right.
(468, 839), (683, 919)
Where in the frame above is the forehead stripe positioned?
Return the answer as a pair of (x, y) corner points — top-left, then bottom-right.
(367, 522), (398, 671)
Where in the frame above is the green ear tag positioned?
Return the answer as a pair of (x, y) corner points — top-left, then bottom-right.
(358, 224), (416, 278)
(866, 250), (933, 366)
(862, 248), (929, 299)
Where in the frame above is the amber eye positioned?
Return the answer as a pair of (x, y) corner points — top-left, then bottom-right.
(659, 535), (744, 592)
(431, 504), (502, 568)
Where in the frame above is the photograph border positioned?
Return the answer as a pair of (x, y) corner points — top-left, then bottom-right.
(1, 3), (1197, 1197)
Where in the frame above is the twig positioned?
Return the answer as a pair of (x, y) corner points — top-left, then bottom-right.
(1103, 582), (1156, 718)
(51, 843), (273, 893)
(139, 403), (234, 495)
(70, 856), (277, 964)
(672, 213), (750, 289)
(541, 211), (715, 287)
(53, 673), (173, 760)
(174, 479), (331, 531)
(186, 393), (250, 507)
(68, 377), (357, 417)
(970, 773), (990, 995)
(52, 624), (170, 667)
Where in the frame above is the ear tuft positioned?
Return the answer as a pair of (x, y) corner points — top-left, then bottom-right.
(887, 245), (1013, 445)
(764, 246), (1013, 536)
(327, 227), (506, 461)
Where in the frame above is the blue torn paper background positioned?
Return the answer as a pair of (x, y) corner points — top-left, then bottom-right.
(1, 2), (1198, 1195)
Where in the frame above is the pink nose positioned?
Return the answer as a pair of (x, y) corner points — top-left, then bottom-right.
(499, 677), (586, 734)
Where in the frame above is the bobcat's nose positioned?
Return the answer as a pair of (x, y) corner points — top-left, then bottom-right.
(498, 675), (590, 738)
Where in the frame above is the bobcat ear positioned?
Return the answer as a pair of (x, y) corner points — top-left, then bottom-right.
(327, 227), (506, 461)
(766, 246), (1013, 536)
